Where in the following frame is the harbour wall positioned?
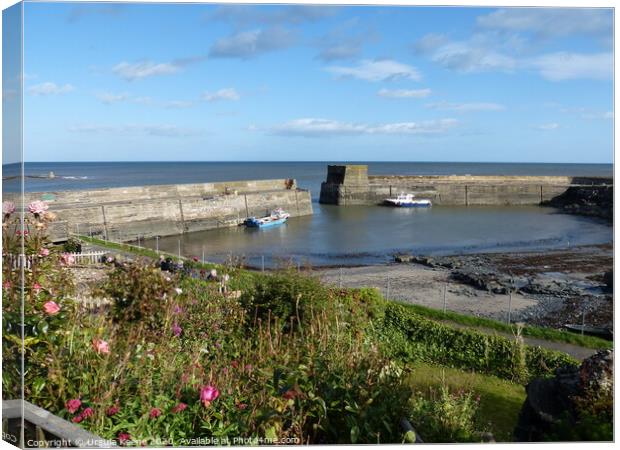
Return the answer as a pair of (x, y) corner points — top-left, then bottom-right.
(319, 165), (612, 206)
(10, 179), (313, 242)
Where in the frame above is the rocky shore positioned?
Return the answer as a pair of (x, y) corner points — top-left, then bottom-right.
(316, 244), (613, 332)
(542, 185), (613, 222)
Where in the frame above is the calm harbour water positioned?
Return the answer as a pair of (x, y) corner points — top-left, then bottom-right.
(4, 161), (613, 266)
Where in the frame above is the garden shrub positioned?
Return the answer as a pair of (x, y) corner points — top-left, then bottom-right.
(94, 260), (179, 326)
(239, 270), (329, 327)
(408, 384), (483, 442)
(2, 200), (76, 405)
(62, 237), (82, 253)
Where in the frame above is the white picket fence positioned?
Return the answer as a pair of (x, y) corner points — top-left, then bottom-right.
(5, 251), (108, 269)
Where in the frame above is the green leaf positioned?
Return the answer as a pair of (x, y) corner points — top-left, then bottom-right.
(265, 426), (278, 441)
(350, 425), (360, 444)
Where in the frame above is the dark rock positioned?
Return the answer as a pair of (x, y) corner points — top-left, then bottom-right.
(514, 350), (613, 442)
(542, 185), (613, 222)
(603, 270), (613, 291)
(394, 253), (414, 263)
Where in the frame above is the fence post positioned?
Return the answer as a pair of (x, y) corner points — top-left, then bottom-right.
(507, 291), (513, 324)
(443, 283), (447, 313)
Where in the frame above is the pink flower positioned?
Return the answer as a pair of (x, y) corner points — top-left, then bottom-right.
(192, 256), (199, 262)
(171, 402), (187, 413)
(245, 364), (253, 372)
(231, 360), (239, 369)
(3, 281), (10, 290)
(118, 433), (131, 445)
(237, 403), (248, 410)
(28, 200), (49, 215)
(81, 407), (94, 419)
(66, 398), (81, 414)
(199, 385), (220, 406)
(72, 414), (83, 423)
(173, 305), (183, 314)
(172, 323), (182, 337)
(60, 253), (75, 266)
(43, 301), (61, 315)
(106, 405), (120, 417)
(149, 407), (162, 419)
(39, 248), (50, 257)
(2, 201), (15, 215)
(92, 338), (110, 354)
(33, 282), (42, 292)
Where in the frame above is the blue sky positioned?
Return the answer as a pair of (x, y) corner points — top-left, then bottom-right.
(13, 2), (615, 162)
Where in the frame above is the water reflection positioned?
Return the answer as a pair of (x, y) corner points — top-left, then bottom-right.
(143, 205), (612, 268)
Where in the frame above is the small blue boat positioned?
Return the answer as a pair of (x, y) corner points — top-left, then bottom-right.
(244, 208), (290, 228)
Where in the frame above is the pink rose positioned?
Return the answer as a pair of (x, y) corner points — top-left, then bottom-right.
(60, 253), (75, 266)
(118, 433), (131, 445)
(72, 414), (83, 423)
(39, 248), (50, 257)
(199, 385), (220, 406)
(149, 407), (162, 419)
(171, 402), (187, 413)
(28, 200), (49, 215)
(2, 201), (15, 215)
(66, 398), (81, 414)
(106, 405), (120, 417)
(43, 301), (60, 315)
(92, 338), (110, 354)
(81, 407), (94, 419)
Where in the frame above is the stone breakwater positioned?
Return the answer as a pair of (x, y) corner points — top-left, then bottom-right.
(319, 165), (612, 207)
(8, 179), (313, 242)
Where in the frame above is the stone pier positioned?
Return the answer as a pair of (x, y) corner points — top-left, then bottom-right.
(319, 165), (612, 206)
(9, 178), (313, 242)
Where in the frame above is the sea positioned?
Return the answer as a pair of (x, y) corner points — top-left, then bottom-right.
(2, 161), (613, 267)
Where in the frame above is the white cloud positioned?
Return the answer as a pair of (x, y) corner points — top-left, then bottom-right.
(528, 52), (612, 81)
(430, 41), (517, 73)
(27, 82), (74, 96)
(583, 111), (613, 120)
(164, 100), (194, 109)
(112, 61), (180, 81)
(209, 28), (294, 59)
(425, 101), (505, 112)
(378, 88), (431, 99)
(271, 118), (458, 137)
(68, 124), (202, 137)
(477, 8), (612, 38)
(202, 88), (241, 102)
(412, 33), (449, 54)
(534, 123), (560, 131)
(96, 92), (130, 104)
(326, 59), (422, 82)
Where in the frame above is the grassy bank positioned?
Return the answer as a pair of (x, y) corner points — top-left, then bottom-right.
(393, 302), (612, 350)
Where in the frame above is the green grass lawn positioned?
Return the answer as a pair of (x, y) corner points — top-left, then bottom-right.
(406, 362), (526, 442)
